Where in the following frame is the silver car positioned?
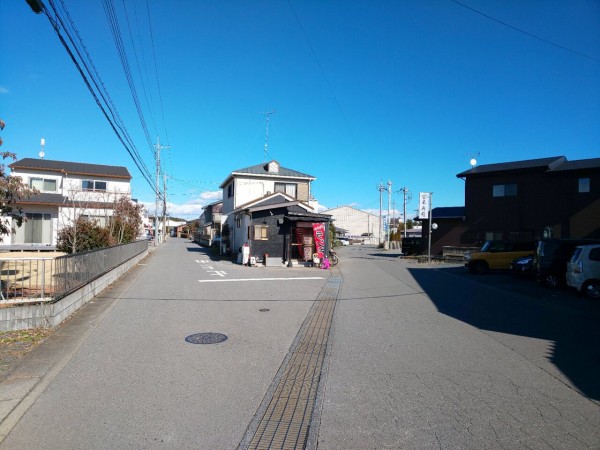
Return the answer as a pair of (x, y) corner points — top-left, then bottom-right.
(566, 244), (600, 299)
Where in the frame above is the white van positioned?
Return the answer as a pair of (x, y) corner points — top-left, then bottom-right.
(566, 244), (600, 299)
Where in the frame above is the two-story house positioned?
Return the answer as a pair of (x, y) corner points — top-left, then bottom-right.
(195, 200), (224, 247)
(455, 156), (600, 245)
(5, 158), (133, 248)
(219, 160), (331, 265)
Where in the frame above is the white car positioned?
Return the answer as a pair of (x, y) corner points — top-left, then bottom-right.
(337, 238), (350, 246)
(566, 244), (600, 299)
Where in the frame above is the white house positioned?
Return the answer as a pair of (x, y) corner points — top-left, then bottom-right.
(219, 160), (331, 263)
(4, 158), (133, 247)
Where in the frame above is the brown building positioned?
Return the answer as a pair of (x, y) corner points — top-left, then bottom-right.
(455, 156), (600, 246)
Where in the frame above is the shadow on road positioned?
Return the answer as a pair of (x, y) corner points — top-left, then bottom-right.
(184, 242), (230, 263)
(408, 266), (600, 401)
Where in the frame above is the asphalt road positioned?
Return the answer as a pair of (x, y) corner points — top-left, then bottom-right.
(1, 240), (599, 449)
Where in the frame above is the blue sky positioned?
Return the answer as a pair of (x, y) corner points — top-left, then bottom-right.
(2, 1), (599, 220)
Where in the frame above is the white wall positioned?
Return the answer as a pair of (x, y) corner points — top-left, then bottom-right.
(324, 206), (382, 244)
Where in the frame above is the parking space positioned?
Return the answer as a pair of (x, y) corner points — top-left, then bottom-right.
(437, 264), (591, 306)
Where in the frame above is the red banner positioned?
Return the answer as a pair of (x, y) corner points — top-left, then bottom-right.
(312, 223), (326, 258)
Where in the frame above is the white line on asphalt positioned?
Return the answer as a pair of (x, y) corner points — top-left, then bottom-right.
(208, 270), (227, 277)
(198, 277), (326, 283)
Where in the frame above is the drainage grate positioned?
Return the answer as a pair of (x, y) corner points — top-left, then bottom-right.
(185, 333), (228, 344)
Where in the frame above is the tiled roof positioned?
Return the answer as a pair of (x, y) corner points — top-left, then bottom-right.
(220, 160), (315, 187)
(10, 158), (132, 179)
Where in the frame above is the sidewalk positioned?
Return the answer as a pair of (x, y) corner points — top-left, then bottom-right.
(0, 247), (154, 442)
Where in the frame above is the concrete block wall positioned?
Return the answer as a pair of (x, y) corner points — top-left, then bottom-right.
(0, 250), (148, 332)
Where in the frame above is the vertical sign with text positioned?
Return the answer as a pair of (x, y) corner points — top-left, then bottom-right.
(419, 192), (431, 219)
(312, 223), (326, 258)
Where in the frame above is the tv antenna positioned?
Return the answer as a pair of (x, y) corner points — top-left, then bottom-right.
(467, 151), (480, 168)
(39, 138), (45, 159)
(263, 110), (275, 161)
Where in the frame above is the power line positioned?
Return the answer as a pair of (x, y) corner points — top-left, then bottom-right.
(287, 0), (364, 149)
(145, 0), (171, 146)
(450, 0), (600, 63)
(41, 0), (158, 197)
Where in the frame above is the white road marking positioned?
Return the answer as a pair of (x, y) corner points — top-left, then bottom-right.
(208, 270), (227, 277)
(198, 277), (325, 283)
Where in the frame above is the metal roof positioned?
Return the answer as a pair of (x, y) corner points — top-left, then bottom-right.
(10, 158), (132, 179)
(456, 156), (565, 178)
(15, 193), (68, 205)
(432, 206), (465, 219)
(550, 158), (600, 171)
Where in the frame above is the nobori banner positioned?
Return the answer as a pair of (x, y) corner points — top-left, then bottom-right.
(312, 223), (326, 258)
(418, 192), (431, 219)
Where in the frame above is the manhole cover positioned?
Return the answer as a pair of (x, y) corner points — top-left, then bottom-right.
(259, 308), (270, 312)
(185, 333), (228, 344)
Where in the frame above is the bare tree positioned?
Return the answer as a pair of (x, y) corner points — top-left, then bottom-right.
(108, 196), (143, 245)
(0, 120), (38, 242)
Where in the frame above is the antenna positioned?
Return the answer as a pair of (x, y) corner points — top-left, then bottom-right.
(263, 110), (275, 161)
(39, 138), (45, 159)
(467, 151), (480, 168)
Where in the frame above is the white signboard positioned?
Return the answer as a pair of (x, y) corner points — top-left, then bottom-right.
(418, 192), (431, 219)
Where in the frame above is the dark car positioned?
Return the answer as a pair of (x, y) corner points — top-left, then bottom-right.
(534, 238), (600, 287)
(510, 254), (534, 277)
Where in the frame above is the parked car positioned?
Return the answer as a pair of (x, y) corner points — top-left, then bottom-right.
(510, 254), (534, 277)
(337, 237), (350, 246)
(566, 244), (600, 299)
(465, 240), (536, 274)
(534, 239), (600, 288)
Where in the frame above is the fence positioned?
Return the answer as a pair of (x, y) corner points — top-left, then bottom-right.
(1, 240), (148, 304)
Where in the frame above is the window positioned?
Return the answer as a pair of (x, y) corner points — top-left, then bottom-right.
(579, 178), (590, 193)
(254, 225), (268, 240)
(12, 213), (52, 244)
(29, 177), (57, 192)
(485, 232), (503, 241)
(492, 183), (517, 197)
(82, 180), (107, 191)
(274, 182), (297, 198)
(227, 183), (234, 198)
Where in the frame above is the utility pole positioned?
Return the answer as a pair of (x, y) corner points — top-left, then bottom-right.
(398, 187), (411, 238)
(428, 193), (433, 263)
(163, 171), (167, 240)
(387, 180), (392, 247)
(377, 181), (386, 246)
(154, 136), (170, 247)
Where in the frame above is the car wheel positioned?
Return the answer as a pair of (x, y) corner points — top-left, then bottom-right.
(469, 261), (487, 274)
(544, 274), (560, 288)
(583, 281), (600, 299)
